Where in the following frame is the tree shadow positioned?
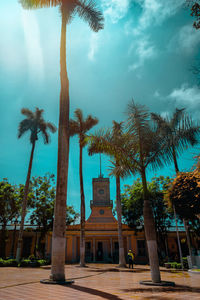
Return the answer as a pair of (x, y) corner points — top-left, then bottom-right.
(85, 267), (147, 273)
(68, 284), (123, 300)
(121, 284), (200, 294)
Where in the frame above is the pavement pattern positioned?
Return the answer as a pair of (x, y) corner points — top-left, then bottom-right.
(0, 264), (200, 299)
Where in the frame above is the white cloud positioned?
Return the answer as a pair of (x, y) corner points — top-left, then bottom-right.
(88, 33), (99, 61)
(176, 24), (200, 54)
(131, 0), (185, 35)
(168, 84), (200, 106)
(21, 10), (44, 80)
(129, 37), (157, 71)
(102, 0), (129, 23)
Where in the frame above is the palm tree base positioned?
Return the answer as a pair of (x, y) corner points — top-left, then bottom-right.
(140, 280), (175, 286)
(40, 279), (74, 285)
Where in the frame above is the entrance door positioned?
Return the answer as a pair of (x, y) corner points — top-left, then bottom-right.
(97, 242), (103, 261)
(85, 241), (92, 262)
(22, 237), (32, 258)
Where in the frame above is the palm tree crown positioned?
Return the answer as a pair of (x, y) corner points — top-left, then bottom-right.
(20, 0), (104, 31)
(18, 107), (56, 144)
(151, 108), (200, 173)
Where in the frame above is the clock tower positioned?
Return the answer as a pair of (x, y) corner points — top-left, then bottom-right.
(87, 177), (117, 224)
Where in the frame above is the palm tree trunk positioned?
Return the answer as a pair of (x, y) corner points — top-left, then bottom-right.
(172, 146), (179, 173)
(141, 167), (161, 283)
(50, 12), (69, 282)
(16, 141), (35, 262)
(183, 219), (193, 267)
(80, 145), (85, 267)
(116, 175), (126, 267)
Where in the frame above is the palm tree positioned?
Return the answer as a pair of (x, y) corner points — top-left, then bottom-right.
(69, 108), (98, 267)
(151, 108), (200, 268)
(16, 108), (56, 262)
(88, 121), (130, 267)
(19, 0), (104, 281)
(124, 100), (172, 283)
(151, 108), (200, 174)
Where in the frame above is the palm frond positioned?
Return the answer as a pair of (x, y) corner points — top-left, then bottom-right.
(46, 122), (57, 133)
(19, 0), (60, 9)
(76, 0), (104, 32)
(74, 108), (83, 125)
(108, 160), (131, 179)
(18, 119), (33, 138)
(69, 119), (80, 137)
(171, 108), (185, 129)
(83, 115), (98, 132)
(21, 108), (34, 119)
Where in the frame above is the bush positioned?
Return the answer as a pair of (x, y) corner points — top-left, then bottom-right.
(0, 258), (18, 267)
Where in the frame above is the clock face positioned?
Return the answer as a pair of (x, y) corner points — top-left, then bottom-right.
(98, 189), (104, 195)
(99, 209), (104, 215)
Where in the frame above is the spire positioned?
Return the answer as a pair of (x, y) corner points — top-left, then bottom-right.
(99, 154), (103, 178)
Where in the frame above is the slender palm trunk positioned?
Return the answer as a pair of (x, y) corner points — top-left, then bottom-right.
(80, 145), (86, 267)
(116, 175), (126, 267)
(50, 12), (69, 281)
(172, 146), (179, 173)
(141, 167), (161, 283)
(183, 219), (193, 267)
(16, 141), (35, 262)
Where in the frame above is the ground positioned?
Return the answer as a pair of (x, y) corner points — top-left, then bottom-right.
(0, 264), (199, 299)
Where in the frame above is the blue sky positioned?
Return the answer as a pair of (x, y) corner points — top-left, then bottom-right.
(0, 0), (200, 218)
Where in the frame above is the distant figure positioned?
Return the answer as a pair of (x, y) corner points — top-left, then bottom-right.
(127, 250), (134, 269)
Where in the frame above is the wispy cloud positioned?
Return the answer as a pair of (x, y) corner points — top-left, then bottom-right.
(102, 0), (129, 23)
(169, 23), (200, 55)
(129, 37), (157, 71)
(130, 0), (185, 35)
(21, 10), (44, 80)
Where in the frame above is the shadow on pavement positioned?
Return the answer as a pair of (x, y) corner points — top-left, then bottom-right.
(68, 284), (123, 300)
(121, 284), (200, 294)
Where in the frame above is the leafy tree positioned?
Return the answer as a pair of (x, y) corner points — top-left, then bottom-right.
(69, 109), (98, 267)
(89, 121), (131, 267)
(151, 108), (200, 174)
(186, 0), (200, 29)
(16, 108), (56, 262)
(121, 176), (173, 259)
(20, 0), (104, 281)
(0, 179), (20, 258)
(29, 174), (79, 258)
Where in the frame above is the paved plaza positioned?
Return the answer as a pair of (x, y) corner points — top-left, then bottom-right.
(0, 264), (199, 299)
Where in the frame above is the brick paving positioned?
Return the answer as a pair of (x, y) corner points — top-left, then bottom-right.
(0, 264), (200, 299)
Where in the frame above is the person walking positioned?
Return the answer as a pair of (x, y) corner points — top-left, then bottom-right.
(127, 250), (134, 269)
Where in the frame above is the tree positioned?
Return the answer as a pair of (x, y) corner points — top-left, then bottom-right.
(16, 108), (56, 262)
(69, 109), (98, 267)
(89, 121), (130, 267)
(20, 0), (104, 281)
(0, 179), (20, 258)
(29, 174), (79, 258)
(121, 176), (173, 260)
(186, 0), (200, 29)
(151, 108), (200, 174)
(124, 100), (171, 283)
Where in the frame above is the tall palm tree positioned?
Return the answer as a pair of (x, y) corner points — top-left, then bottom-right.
(88, 121), (130, 267)
(124, 100), (172, 283)
(151, 108), (200, 174)
(69, 108), (98, 267)
(151, 108), (200, 267)
(20, 0), (104, 281)
(16, 108), (56, 262)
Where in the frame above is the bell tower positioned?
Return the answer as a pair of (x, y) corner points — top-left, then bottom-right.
(87, 176), (117, 224)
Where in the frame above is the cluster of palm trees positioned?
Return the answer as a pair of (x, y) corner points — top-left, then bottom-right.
(88, 101), (200, 283)
(17, 0), (200, 286)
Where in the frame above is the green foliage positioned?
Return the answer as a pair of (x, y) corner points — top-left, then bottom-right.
(121, 176), (173, 231)
(0, 258), (18, 267)
(167, 168), (200, 220)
